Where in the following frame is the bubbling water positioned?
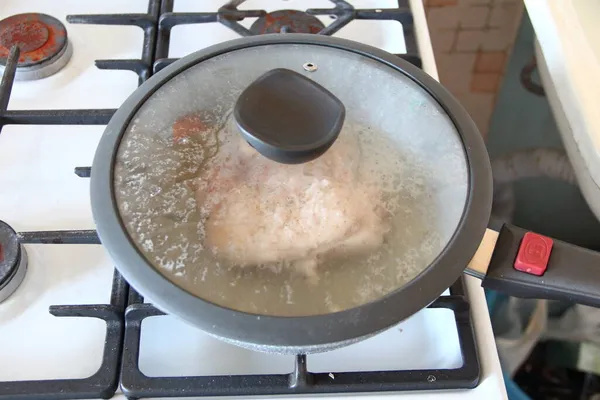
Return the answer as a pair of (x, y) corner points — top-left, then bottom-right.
(114, 111), (446, 316)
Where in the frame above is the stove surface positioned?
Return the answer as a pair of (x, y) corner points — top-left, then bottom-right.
(0, 1), (507, 399)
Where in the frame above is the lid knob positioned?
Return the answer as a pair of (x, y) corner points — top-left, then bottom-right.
(234, 68), (345, 164)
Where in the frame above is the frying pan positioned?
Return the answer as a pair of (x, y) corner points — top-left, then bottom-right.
(91, 34), (600, 354)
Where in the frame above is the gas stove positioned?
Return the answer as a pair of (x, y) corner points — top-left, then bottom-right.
(0, 1), (507, 399)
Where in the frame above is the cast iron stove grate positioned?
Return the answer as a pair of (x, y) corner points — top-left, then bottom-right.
(151, 0), (422, 74)
(0, 1), (161, 399)
(120, 279), (480, 399)
(0, 1), (478, 399)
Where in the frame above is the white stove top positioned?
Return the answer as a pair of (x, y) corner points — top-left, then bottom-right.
(0, 1), (506, 399)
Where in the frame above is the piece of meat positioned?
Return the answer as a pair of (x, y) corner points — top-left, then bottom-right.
(205, 179), (374, 258)
(198, 132), (389, 277)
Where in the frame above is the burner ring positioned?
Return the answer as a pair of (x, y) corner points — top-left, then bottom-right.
(0, 20), (49, 53)
(0, 40), (73, 81)
(0, 220), (27, 303)
(250, 10), (325, 35)
(0, 13), (68, 68)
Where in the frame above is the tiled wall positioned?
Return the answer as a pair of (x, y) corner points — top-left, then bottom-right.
(423, 0), (523, 137)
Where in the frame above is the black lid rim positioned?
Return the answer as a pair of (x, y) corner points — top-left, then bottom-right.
(91, 34), (492, 351)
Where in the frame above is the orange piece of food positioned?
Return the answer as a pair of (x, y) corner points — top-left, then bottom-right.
(172, 112), (207, 144)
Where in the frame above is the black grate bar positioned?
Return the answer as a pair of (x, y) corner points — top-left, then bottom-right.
(0, 269), (127, 400)
(153, 58), (176, 73)
(95, 59), (150, 82)
(328, 0), (354, 8)
(289, 355), (312, 388)
(74, 167), (92, 178)
(18, 230), (100, 244)
(306, 7), (412, 20)
(160, 8), (268, 31)
(159, 12), (217, 30)
(355, 8), (413, 21)
(0, 46), (20, 112)
(219, 9), (267, 20)
(152, 0), (419, 67)
(217, 17), (252, 37)
(68, 0), (162, 84)
(217, 1), (266, 37)
(66, 14), (156, 28)
(429, 295), (470, 313)
(110, 270), (130, 311)
(49, 304), (120, 319)
(318, 14), (354, 36)
(0, 109), (115, 125)
(308, 7), (413, 36)
(154, 0), (174, 62)
(395, 53), (421, 68)
(128, 287), (145, 305)
(120, 303), (293, 399)
(143, 0), (162, 68)
(402, 27), (418, 55)
(119, 278), (480, 398)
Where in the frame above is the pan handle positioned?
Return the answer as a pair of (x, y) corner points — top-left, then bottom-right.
(465, 223), (600, 308)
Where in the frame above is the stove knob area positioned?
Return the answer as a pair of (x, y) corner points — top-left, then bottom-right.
(0, 220), (28, 303)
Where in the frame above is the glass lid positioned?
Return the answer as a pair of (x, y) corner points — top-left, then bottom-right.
(113, 43), (469, 317)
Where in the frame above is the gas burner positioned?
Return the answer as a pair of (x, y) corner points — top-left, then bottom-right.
(0, 13), (72, 81)
(0, 220), (27, 303)
(249, 10), (325, 35)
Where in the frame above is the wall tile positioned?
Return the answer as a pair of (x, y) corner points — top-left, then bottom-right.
(481, 28), (512, 51)
(425, 0), (522, 137)
(428, 0), (459, 6)
(427, 6), (461, 29)
(456, 92), (495, 137)
(460, 6), (489, 29)
(456, 30), (482, 51)
(474, 51), (506, 73)
(436, 53), (477, 95)
(460, 0), (492, 4)
(430, 29), (457, 52)
(470, 73), (502, 92)
(489, 3), (520, 28)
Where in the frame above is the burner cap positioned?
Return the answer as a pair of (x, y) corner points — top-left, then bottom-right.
(0, 220), (27, 303)
(250, 10), (325, 35)
(0, 13), (72, 80)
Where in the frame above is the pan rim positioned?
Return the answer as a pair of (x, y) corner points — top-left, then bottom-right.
(91, 34), (492, 351)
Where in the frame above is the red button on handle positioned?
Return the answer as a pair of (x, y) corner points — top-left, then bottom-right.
(514, 232), (553, 276)
(481, 223), (600, 308)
